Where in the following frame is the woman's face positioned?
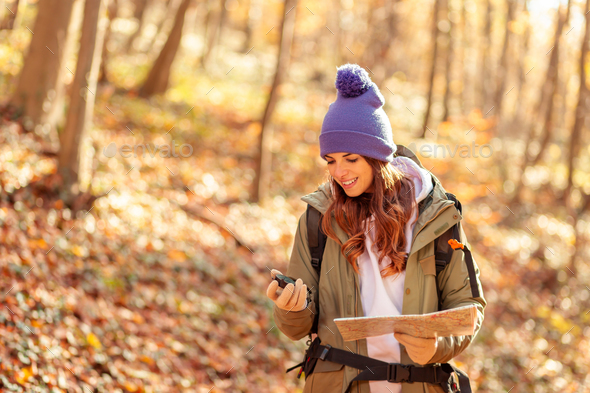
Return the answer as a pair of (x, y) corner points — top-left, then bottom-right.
(325, 153), (374, 196)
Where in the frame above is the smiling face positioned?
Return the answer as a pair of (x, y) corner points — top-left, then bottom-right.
(325, 153), (375, 196)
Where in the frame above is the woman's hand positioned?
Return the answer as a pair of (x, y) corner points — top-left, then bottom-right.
(266, 269), (308, 312)
(394, 332), (437, 365)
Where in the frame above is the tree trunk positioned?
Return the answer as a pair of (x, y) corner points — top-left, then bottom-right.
(326, 0), (342, 66)
(564, 0), (590, 205)
(241, 0), (259, 53)
(98, 0), (118, 83)
(419, 0), (440, 138)
(365, 0), (397, 84)
(385, 0), (398, 57)
(527, 0), (570, 167)
(364, 0), (378, 72)
(146, 0), (181, 56)
(198, 0), (215, 65)
(0, 0), (19, 30)
(124, 0), (149, 52)
(510, 0), (530, 132)
(139, 0), (191, 97)
(186, 0), (199, 35)
(442, 0), (453, 122)
(492, 0), (516, 132)
(383, 0), (399, 78)
(252, 0), (298, 204)
(58, 0), (106, 198)
(200, 0), (219, 68)
(555, 0), (573, 139)
(460, 0), (468, 113)
(567, 192), (590, 275)
(493, 0), (520, 196)
(510, 0), (570, 204)
(11, 0), (75, 128)
(201, 0), (226, 70)
(214, 0), (228, 54)
(43, 0), (85, 140)
(477, 0), (492, 111)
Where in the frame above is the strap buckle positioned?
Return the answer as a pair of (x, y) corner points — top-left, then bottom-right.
(311, 257), (320, 269)
(319, 345), (331, 361)
(387, 364), (411, 383)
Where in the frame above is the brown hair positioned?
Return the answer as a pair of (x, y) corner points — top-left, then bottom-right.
(320, 156), (416, 278)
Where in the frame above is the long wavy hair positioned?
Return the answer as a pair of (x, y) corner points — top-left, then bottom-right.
(320, 156), (417, 279)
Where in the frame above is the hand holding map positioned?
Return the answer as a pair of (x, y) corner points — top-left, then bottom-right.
(334, 304), (478, 341)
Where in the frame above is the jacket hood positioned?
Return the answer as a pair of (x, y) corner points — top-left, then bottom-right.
(300, 144), (459, 243)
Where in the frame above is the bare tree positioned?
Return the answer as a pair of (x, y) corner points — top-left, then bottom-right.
(58, 0), (107, 198)
(124, 0), (149, 52)
(44, 0), (86, 138)
(477, 0), (492, 111)
(492, 0), (516, 130)
(325, 0), (342, 67)
(563, 0), (590, 277)
(252, 0), (298, 204)
(145, 0), (181, 56)
(365, 0), (398, 84)
(382, 0), (399, 77)
(201, 0), (227, 69)
(199, 0), (216, 65)
(564, 0), (590, 206)
(419, 0), (441, 138)
(459, 0), (469, 113)
(510, 0), (571, 204)
(98, 0), (119, 83)
(510, 0), (531, 132)
(441, 0), (453, 122)
(139, 0), (192, 97)
(0, 0), (19, 30)
(241, 0), (260, 53)
(11, 0), (75, 127)
(525, 0), (570, 167)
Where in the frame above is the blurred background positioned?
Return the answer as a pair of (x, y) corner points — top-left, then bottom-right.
(0, 0), (589, 391)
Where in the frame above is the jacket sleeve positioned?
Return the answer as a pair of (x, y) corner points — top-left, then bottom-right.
(427, 221), (487, 364)
(272, 210), (320, 341)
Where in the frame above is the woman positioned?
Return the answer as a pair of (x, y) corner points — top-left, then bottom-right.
(266, 64), (486, 393)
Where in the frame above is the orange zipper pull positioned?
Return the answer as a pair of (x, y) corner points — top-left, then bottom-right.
(448, 239), (464, 250)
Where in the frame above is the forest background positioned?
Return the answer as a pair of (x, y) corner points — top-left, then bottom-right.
(1, 0), (589, 391)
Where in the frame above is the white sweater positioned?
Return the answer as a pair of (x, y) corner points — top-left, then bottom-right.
(357, 156), (434, 393)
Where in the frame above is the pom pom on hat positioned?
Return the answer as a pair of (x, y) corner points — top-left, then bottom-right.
(335, 63), (372, 98)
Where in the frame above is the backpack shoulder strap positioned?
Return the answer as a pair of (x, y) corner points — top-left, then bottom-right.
(434, 193), (462, 274)
(306, 204), (327, 335)
(433, 193), (461, 311)
(434, 192), (480, 310)
(306, 204), (326, 274)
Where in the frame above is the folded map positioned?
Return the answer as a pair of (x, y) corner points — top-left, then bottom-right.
(334, 304), (478, 341)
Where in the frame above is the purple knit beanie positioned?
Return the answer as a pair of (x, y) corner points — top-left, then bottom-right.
(319, 63), (397, 162)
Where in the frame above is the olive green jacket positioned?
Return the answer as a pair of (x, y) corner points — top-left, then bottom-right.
(273, 145), (486, 393)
